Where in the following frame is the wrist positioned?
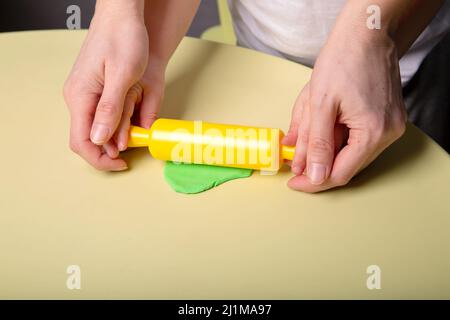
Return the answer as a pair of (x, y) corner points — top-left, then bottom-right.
(330, 3), (398, 54)
(95, 0), (145, 21)
(147, 56), (169, 76)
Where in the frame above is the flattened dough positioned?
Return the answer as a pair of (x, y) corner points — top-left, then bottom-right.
(164, 162), (253, 194)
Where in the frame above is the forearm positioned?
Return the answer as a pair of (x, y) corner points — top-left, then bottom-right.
(334, 0), (444, 57)
(144, 0), (200, 70)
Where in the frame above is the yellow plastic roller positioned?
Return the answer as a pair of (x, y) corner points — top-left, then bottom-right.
(128, 118), (295, 173)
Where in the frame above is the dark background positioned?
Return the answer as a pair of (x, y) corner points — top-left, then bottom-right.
(0, 0), (219, 36)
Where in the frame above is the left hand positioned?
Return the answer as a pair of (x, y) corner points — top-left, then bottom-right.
(283, 28), (407, 193)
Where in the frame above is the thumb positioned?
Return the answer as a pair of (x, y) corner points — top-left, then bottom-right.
(306, 99), (337, 185)
(90, 72), (130, 145)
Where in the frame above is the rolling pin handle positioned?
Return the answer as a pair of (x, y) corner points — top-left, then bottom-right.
(128, 126), (151, 148)
(281, 145), (295, 161)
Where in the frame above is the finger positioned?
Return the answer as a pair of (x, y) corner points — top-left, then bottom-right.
(291, 102), (310, 175)
(102, 141), (120, 159)
(282, 83), (310, 146)
(116, 84), (142, 151)
(139, 83), (163, 129)
(288, 123), (347, 170)
(306, 95), (337, 185)
(90, 68), (131, 145)
(288, 128), (369, 192)
(70, 107), (128, 171)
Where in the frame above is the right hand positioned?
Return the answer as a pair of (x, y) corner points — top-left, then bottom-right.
(63, 2), (165, 171)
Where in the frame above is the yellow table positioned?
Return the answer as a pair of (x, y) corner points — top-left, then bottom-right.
(1, 30), (449, 299)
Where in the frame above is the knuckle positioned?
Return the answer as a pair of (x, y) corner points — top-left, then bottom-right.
(125, 84), (143, 106)
(142, 110), (158, 120)
(286, 127), (296, 138)
(348, 131), (372, 155)
(366, 113), (386, 144)
(124, 105), (135, 119)
(288, 117), (299, 132)
(143, 111), (158, 122)
(62, 83), (70, 100)
(69, 139), (81, 154)
(299, 130), (309, 145)
(89, 154), (107, 171)
(334, 175), (351, 187)
(92, 161), (106, 171)
(366, 106), (406, 144)
(125, 91), (137, 103)
(309, 137), (333, 155)
(392, 125), (405, 141)
(63, 80), (76, 102)
(391, 116), (406, 139)
(372, 125), (385, 144)
(127, 84), (141, 99)
(96, 102), (118, 117)
(296, 88), (309, 107)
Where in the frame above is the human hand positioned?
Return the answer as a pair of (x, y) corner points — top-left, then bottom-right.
(283, 29), (407, 192)
(63, 0), (165, 171)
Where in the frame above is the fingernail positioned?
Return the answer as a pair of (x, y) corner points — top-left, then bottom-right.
(118, 141), (127, 152)
(292, 165), (300, 175)
(91, 124), (110, 144)
(308, 163), (326, 185)
(112, 166), (128, 172)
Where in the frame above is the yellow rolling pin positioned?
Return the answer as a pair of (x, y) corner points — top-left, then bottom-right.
(128, 118), (295, 173)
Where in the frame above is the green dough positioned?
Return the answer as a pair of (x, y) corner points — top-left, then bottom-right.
(164, 162), (253, 194)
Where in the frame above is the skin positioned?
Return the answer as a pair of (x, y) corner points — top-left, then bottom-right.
(283, 0), (444, 192)
(64, 0), (443, 191)
(64, 0), (199, 170)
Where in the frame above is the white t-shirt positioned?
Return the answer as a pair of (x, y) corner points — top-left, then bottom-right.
(228, 0), (450, 86)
